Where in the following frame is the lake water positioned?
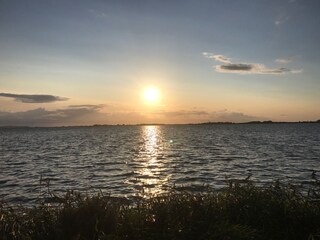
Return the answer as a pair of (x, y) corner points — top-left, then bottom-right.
(0, 124), (319, 204)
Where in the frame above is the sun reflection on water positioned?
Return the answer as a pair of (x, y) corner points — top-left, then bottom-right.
(136, 125), (170, 196)
(145, 125), (158, 157)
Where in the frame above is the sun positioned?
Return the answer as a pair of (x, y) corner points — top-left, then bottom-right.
(143, 87), (160, 103)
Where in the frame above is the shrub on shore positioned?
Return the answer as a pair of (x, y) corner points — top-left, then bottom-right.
(1, 181), (320, 240)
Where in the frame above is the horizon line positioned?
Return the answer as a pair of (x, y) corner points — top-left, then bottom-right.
(0, 120), (319, 128)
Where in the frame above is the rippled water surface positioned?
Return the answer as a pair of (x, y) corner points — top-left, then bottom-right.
(1, 124), (320, 203)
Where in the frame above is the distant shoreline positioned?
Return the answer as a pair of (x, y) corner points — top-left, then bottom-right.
(0, 120), (319, 128)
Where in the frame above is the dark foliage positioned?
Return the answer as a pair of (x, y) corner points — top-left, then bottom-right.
(1, 181), (320, 240)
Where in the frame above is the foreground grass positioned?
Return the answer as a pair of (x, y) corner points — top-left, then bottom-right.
(1, 181), (320, 240)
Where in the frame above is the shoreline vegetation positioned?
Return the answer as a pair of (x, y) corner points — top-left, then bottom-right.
(1, 179), (320, 240)
(0, 120), (320, 128)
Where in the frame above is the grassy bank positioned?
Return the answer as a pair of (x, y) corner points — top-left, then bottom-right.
(1, 181), (320, 240)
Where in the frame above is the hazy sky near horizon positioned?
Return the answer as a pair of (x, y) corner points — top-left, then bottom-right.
(0, 0), (320, 126)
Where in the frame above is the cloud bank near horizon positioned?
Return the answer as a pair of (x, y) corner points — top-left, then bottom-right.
(210, 110), (262, 123)
(203, 53), (302, 74)
(0, 106), (263, 126)
(153, 110), (209, 117)
(153, 109), (262, 123)
(0, 105), (103, 126)
(0, 93), (69, 103)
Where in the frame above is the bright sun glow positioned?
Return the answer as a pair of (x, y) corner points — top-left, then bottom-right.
(143, 87), (160, 103)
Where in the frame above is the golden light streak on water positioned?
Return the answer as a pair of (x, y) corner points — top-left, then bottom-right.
(137, 126), (170, 196)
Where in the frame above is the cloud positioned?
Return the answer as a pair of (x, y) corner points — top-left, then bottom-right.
(0, 105), (153, 126)
(216, 63), (301, 74)
(274, 16), (290, 26)
(68, 104), (105, 109)
(204, 53), (302, 74)
(88, 9), (107, 18)
(0, 105), (266, 126)
(274, 0), (299, 26)
(275, 56), (299, 64)
(275, 58), (292, 64)
(218, 63), (253, 71)
(0, 93), (68, 103)
(210, 111), (263, 123)
(203, 53), (231, 63)
(274, 4), (292, 26)
(154, 110), (209, 117)
(0, 105), (104, 126)
(152, 109), (262, 123)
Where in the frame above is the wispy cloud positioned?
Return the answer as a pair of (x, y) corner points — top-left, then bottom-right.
(274, 15), (290, 26)
(275, 56), (298, 64)
(88, 9), (107, 19)
(275, 58), (292, 64)
(203, 53), (302, 74)
(153, 110), (209, 117)
(274, 0), (298, 26)
(68, 104), (105, 109)
(203, 53), (231, 63)
(0, 93), (68, 103)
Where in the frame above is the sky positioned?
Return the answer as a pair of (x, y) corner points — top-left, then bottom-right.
(0, 0), (320, 126)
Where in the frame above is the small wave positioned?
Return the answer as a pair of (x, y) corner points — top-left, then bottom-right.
(0, 180), (9, 184)
(113, 172), (135, 178)
(166, 153), (181, 157)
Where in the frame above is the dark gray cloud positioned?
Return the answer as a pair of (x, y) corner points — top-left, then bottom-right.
(0, 105), (104, 126)
(216, 63), (298, 74)
(0, 93), (68, 103)
(204, 53), (302, 74)
(220, 63), (252, 71)
(0, 105), (151, 126)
